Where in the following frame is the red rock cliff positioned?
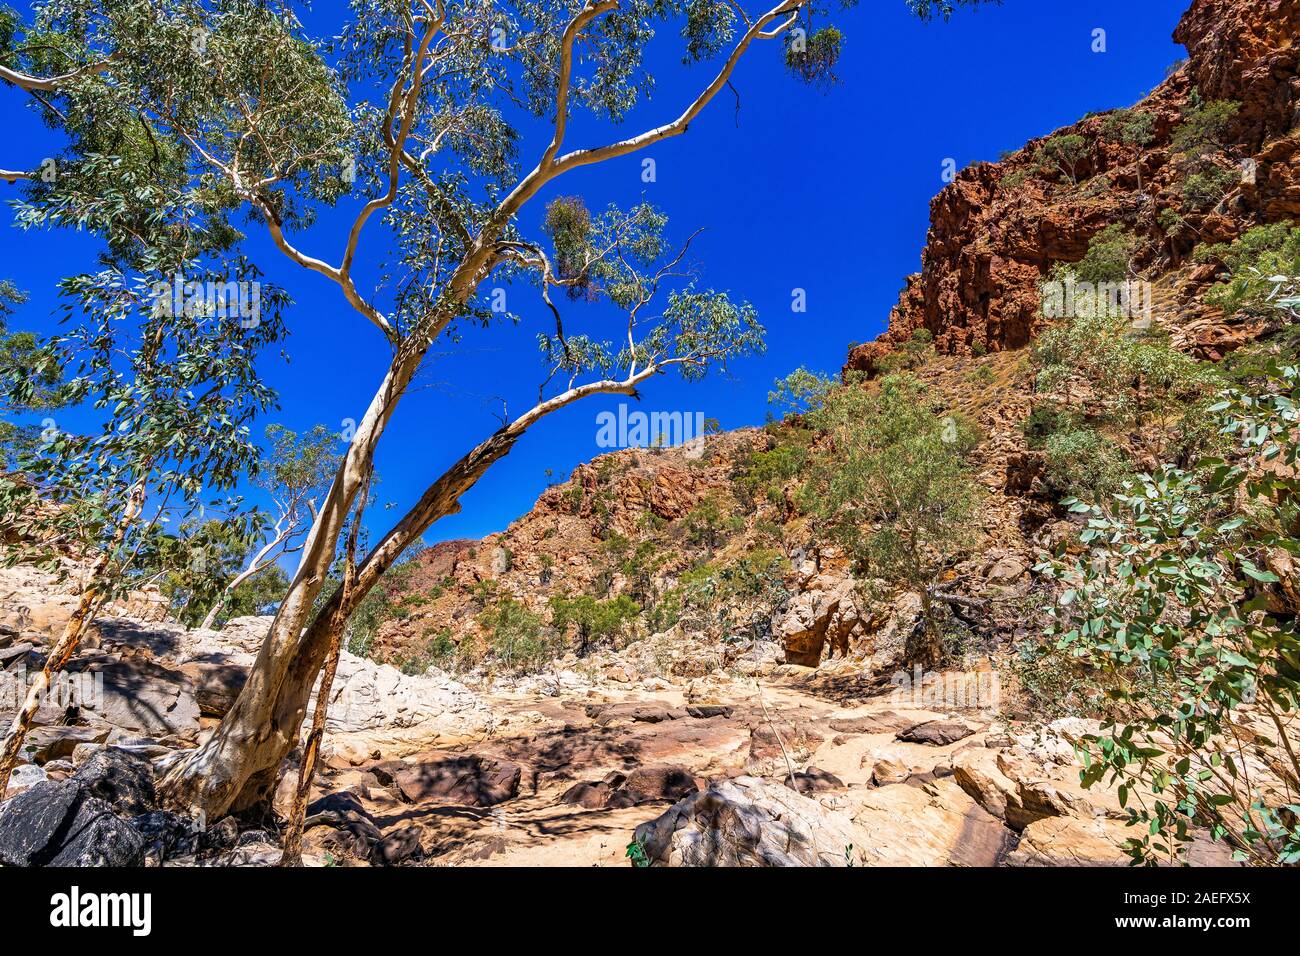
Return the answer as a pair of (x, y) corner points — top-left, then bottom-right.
(845, 0), (1300, 375)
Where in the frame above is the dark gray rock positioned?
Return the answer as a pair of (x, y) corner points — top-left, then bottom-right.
(0, 747), (158, 867)
(46, 797), (145, 867)
(73, 748), (156, 815)
(0, 779), (82, 866)
(132, 810), (201, 866)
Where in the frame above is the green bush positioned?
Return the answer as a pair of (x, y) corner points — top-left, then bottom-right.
(878, 328), (935, 372)
(1021, 403), (1072, 449)
(1036, 364), (1300, 865)
(801, 374), (983, 666)
(1042, 426), (1128, 502)
(1180, 162), (1236, 211)
(548, 592), (640, 654)
(734, 426), (811, 506)
(1055, 224), (1134, 285)
(1170, 94), (1239, 156)
(1036, 132), (1089, 185)
(1034, 311), (1220, 437)
(480, 598), (552, 672)
(395, 628), (457, 676)
(768, 367), (836, 419)
(1197, 221), (1300, 317)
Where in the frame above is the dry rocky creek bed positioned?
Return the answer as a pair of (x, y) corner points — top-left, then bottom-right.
(0, 566), (1236, 867)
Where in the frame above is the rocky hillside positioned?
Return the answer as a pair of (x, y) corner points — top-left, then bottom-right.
(369, 347), (1046, 694)
(846, 0), (1300, 374)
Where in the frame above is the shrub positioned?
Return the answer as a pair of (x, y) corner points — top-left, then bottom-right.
(1035, 365), (1300, 865)
(395, 628), (457, 676)
(1037, 132), (1089, 185)
(1170, 94), (1239, 156)
(1180, 161), (1236, 211)
(1197, 221), (1300, 317)
(548, 592), (640, 654)
(1102, 108), (1156, 150)
(1042, 426), (1128, 502)
(768, 366), (836, 419)
(1021, 403), (1072, 449)
(1034, 311), (1220, 438)
(343, 559), (419, 657)
(878, 328), (935, 372)
(1056, 224), (1134, 285)
(480, 598), (552, 672)
(735, 437), (807, 509)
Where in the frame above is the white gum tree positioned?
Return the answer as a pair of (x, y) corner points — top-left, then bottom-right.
(1, 0), (984, 817)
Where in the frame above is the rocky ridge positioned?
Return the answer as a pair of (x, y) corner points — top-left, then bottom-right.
(846, 0), (1300, 374)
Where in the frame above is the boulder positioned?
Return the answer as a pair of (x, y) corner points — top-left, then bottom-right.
(0, 751), (155, 867)
(179, 661), (247, 717)
(986, 555), (1028, 584)
(633, 776), (863, 867)
(303, 790), (383, 859)
(606, 766), (699, 808)
(390, 754), (521, 807)
(584, 702), (683, 726)
(869, 758), (911, 786)
(374, 825), (424, 866)
(829, 709), (940, 735)
(46, 797), (145, 867)
(843, 778), (1013, 866)
(317, 651), (491, 737)
(952, 746), (1122, 831)
(0, 778), (83, 865)
(73, 747), (157, 816)
(787, 767), (845, 794)
(23, 725), (110, 764)
(686, 704), (733, 719)
(70, 656), (201, 740)
(896, 719), (976, 747)
(5, 762), (48, 795)
(558, 781), (613, 809)
(773, 574), (867, 667)
(1006, 815), (1237, 867)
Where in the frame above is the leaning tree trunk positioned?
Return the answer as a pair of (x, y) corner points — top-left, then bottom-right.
(157, 360), (525, 817)
(156, 359), (405, 817)
(0, 586), (110, 791)
(279, 475), (367, 866)
(0, 483), (145, 791)
(170, 431), (519, 817)
(157, 278), (644, 819)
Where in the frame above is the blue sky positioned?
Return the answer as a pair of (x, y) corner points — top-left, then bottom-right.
(1, 0), (1190, 548)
